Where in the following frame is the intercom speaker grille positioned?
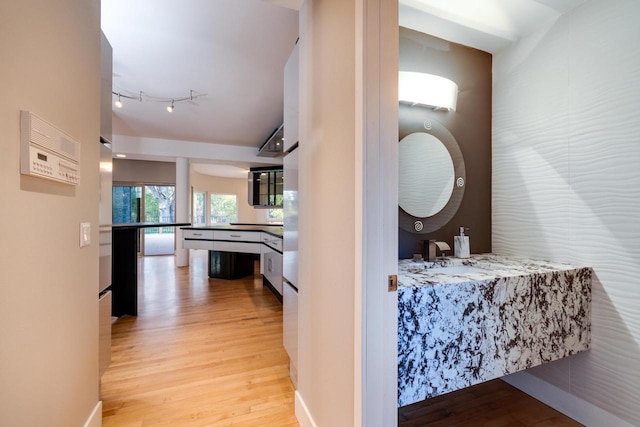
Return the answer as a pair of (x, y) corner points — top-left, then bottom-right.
(28, 113), (80, 162)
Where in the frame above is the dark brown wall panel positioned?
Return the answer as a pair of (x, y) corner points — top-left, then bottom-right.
(398, 27), (492, 259)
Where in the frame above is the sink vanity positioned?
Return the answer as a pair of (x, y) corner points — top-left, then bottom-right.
(397, 254), (592, 407)
(395, 105), (592, 408)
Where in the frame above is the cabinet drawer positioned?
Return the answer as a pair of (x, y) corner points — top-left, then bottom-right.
(183, 229), (215, 239)
(213, 241), (262, 254)
(183, 239), (215, 250)
(261, 233), (283, 252)
(214, 230), (261, 242)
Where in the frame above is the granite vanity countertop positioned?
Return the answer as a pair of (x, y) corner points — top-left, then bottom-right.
(397, 253), (592, 407)
(398, 253), (588, 287)
(181, 224), (283, 238)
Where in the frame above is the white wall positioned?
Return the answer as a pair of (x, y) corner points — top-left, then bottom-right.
(0, 1), (101, 426)
(297, 0), (358, 424)
(493, 1), (640, 425)
(190, 171), (267, 224)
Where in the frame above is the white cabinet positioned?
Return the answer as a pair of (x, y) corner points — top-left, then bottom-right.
(182, 229), (215, 249)
(283, 46), (299, 385)
(283, 147), (298, 287)
(98, 290), (112, 378)
(283, 281), (298, 387)
(214, 241), (261, 254)
(214, 230), (261, 241)
(183, 229), (263, 252)
(261, 232), (283, 252)
(283, 43), (299, 153)
(263, 250), (282, 295)
(183, 229), (215, 240)
(213, 230), (263, 253)
(261, 231), (283, 296)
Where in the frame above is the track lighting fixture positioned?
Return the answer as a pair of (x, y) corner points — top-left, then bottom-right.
(112, 89), (205, 113)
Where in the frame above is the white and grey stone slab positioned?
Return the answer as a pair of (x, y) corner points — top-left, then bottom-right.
(397, 254), (592, 407)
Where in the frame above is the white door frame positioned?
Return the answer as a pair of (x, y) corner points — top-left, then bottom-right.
(356, 0), (399, 425)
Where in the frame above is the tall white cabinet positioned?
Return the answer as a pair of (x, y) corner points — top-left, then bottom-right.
(283, 42), (299, 153)
(282, 42), (299, 387)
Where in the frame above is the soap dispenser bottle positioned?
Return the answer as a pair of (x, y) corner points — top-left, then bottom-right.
(454, 227), (470, 259)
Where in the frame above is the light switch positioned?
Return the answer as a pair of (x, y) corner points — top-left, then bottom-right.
(80, 222), (91, 247)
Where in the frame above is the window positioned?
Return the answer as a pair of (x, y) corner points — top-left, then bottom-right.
(193, 191), (206, 226)
(113, 185), (142, 224)
(210, 194), (237, 224)
(112, 184), (176, 256)
(267, 207), (283, 223)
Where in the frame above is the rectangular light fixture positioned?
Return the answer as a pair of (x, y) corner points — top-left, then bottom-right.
(399, 71), (458, 111)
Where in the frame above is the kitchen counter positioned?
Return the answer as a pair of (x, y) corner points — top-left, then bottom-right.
(397, 253), (592, 406)
(113, 222), (191, 229)
(182, 224), (283, 238)
(112, 222), (191, 316)
(181, 225), (284, 299)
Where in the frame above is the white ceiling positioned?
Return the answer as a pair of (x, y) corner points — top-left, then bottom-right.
(400, 0), (588, 53)
(102, 0), (586, 177)
(101, 0), (299, 148)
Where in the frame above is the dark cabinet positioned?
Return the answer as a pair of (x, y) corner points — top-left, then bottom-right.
(248, 167), (283, 208)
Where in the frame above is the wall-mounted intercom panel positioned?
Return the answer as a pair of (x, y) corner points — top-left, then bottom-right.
(20, 110), (81, 185)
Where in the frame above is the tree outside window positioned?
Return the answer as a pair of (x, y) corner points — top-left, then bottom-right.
(193, 191), (206, 225)
(210, 194), (237, 224)
(268, 208), (283, 223)
(145, 185), (175, 223)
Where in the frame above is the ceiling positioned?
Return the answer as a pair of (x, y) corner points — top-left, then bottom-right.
(400, 0), (588, 53)
(102, 0), (586, 177)
(101, 0), (299, 148)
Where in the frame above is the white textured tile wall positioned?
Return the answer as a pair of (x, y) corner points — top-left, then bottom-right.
(493, 0), (640, 425)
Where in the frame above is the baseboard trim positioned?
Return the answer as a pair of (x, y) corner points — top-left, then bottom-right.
(262, 276), (283, 303)
(502, 372), (633, 427)
(295, 390), (318, 427)
(83, 401), (102, 427)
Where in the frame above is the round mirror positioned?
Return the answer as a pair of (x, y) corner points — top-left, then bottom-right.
(398, 112), (465, 234)
(399, 133), (454, 218)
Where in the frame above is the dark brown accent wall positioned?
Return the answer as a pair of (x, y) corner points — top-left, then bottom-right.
(398, 27), (492, 259)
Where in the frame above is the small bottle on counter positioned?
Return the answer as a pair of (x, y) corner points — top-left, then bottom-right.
(454, 226), (470, 258)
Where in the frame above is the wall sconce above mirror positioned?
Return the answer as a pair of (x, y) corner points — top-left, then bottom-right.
(399, 71), (459, 111)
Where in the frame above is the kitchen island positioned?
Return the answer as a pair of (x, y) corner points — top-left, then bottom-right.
(182, 225), (284, 300)
(397, 254), (592, 407)
(112, 222), (191, 316)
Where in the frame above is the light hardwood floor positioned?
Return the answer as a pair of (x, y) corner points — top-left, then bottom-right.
(398, 379), (583, 427)
(100, 251), (298, 426)
(102, 252), (583, 427)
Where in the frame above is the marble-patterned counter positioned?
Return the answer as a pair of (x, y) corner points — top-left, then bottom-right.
(397, 254), (592, 407)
